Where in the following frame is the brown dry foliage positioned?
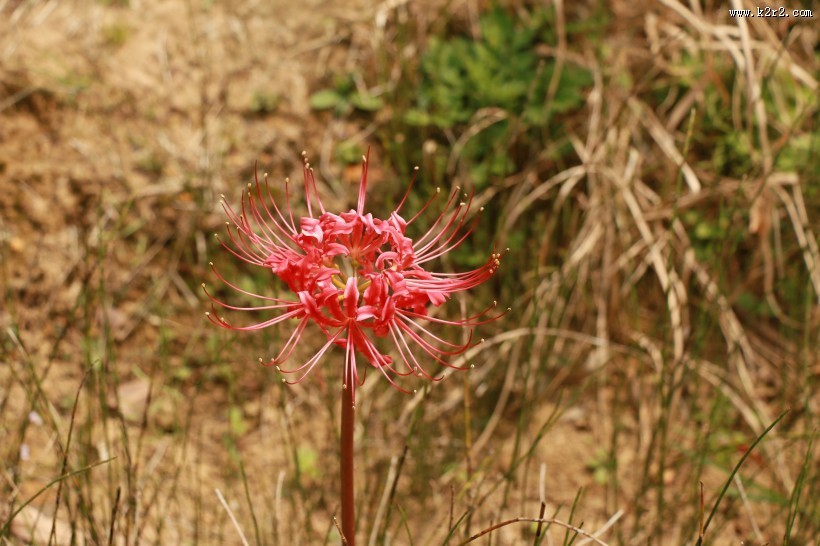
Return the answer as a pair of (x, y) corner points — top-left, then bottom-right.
(1, 0), (817, 545)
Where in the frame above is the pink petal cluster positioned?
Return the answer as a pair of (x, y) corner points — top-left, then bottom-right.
(204, 151), (505, 402)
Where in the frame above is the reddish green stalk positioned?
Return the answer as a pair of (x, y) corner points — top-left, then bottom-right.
(340, 386), (355, 545)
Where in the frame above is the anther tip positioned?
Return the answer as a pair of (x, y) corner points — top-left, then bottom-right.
(413, 166), (419, 171)
(209, 262), (214, 266)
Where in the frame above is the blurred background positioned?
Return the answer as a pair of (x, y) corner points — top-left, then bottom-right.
(1, 0), (817, 544)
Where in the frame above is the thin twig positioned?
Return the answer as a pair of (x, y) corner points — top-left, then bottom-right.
(49, 368), (92, 546)
(333, 516), (349, 546)
(534, 502), (547, 543)
(534, 463), (547, 542)
(107, 486), (121, 546)
(733, 474), (764, 543)
(215, 488), (250, 546)
(368, 454), (399, 546)
(457, 512), (623, 546)
(698, 481), (705, 541)
(449, 484), (455, 533)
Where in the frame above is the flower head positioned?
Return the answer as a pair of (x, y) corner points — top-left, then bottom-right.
(204, 150), (506, 403)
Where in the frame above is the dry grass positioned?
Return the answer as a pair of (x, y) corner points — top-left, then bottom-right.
(1, 0), (817, 545)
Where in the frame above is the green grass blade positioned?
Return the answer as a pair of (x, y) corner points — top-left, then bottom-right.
(697, 409), (789, 545)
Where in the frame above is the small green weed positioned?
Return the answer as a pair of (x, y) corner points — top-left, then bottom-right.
(310, 73), (384, 116)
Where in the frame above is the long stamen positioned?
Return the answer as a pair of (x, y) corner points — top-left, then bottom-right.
(395, 166), (419, 214)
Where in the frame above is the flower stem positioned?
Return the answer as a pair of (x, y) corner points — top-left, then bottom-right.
(340, 386), (355, 545)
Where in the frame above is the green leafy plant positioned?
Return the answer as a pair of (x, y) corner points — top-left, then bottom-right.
(402, 6), (594, 187)
(310, 73), (384, 115)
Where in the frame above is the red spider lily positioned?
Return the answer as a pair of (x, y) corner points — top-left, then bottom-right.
(204, 151), (506, 403)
